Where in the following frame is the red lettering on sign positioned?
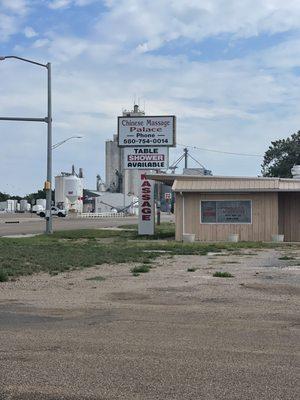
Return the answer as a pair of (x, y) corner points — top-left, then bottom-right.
(142, 215), (151, 221)
(142, 181), (151, 187)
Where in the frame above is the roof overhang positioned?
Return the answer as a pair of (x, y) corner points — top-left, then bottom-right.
(145, 174), (300, 193)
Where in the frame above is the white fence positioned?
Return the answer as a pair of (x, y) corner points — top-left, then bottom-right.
(78, 212), (128, 219)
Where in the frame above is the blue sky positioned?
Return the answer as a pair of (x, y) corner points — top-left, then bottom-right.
(1, 0), (300, 194)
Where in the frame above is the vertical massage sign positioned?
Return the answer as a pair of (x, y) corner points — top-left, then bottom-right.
(138, 174), (155, 235)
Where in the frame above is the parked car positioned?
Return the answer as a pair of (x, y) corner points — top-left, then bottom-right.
(38, 206), (67, 218)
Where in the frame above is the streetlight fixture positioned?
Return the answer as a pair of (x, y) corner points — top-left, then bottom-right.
(52, 136), (83, 150)
(0, 55), (53, 234)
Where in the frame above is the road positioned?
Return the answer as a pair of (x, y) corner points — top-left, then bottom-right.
(0, 213), (147, 236)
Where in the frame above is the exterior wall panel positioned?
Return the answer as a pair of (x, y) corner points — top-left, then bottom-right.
(176, 192), (279, 242)
(278, 193), (300, 241)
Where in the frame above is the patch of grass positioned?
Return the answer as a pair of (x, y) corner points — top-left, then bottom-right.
(213, 271), (234, 278)
(119, 222), (175, 240)
(131, 265), (151, 274)
(278, 256), (295, 260)
(51, 229), (135, 240)
(187, 267), (197, 272)
(220, 261), (239, 264)
(86, 276), (106, 282)
(0, 270), (8, 282)
(142, 259), (153, 264)
(0, 228), (296, 280)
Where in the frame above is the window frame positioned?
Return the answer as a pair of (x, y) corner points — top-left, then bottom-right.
(200, 199), (253, 224)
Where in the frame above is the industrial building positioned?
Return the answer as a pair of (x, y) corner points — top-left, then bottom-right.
(149, 169), (300, 242)
(105, 105), (146, 196)
(83, 189), (137, 214)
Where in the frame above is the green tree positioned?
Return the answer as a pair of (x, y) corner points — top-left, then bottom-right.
(0, 192), (10, 202)
(26, 189), (54, 204)
(262, 131), (300, 178)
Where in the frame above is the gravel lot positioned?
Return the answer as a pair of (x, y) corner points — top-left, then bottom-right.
(0, 248), (299, 399)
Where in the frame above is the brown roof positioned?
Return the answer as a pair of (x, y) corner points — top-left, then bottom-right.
(146, 174), (300, 192)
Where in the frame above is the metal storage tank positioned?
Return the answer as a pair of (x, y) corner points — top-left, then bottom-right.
(291, 165), (300, 179)
(55, 166), (84, 213)
(7, 199), (16, 212)
(20, 199), (28, 212)
(64, 175), (82, 203)
(36, 199), (46, 209)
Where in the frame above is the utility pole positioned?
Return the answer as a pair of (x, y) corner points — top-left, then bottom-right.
(156, 179), (161, 225)
(46, 62), (53, 234)
(184, 147), (188, 169)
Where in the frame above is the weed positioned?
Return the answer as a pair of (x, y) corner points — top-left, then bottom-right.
(220, 261), (239, 264)
(86, 276), (106, 282)
(278, 256), (295, 260)
(187, 267), (197, 272)
(0, 270), (8, 282)
(131, 265), (151, 274)
(213, 271), (234, 278)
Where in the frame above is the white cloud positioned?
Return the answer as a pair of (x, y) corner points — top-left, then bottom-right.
(0, 13), (18, 41)
(33, 38), (50, 48)
(48, 0), (96, 9)
(0, 0), (29, 42)
(1, 1), (300, 193)
(0, 0), (29, 15)
(24, 25), (38, 38)
(98, 0), (300, 52)
(48, 0), (72, 9)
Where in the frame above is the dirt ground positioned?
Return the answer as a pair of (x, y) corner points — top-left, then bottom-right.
(0, 248), (299, 399)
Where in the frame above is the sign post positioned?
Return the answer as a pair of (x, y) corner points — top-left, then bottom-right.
(118, 114), (176, 235)
(138, 173), (155, 235)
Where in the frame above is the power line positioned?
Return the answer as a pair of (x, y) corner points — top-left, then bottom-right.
(177, 143), (262, 157)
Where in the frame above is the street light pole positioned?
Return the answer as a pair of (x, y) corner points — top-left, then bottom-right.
(46, 62), (52, 234)
(0, 55), (53, 234)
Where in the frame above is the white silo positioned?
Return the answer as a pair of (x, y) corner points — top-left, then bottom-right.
(291, 165), (300, 179)
(20, 199), (28, 212)
(54, 166), (84, 213)
(64, 175), (83, 212)
(36, 199), (46, 210)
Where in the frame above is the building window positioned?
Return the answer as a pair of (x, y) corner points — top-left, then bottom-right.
(201, 200), (252, 224)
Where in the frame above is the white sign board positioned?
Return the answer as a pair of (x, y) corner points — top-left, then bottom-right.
(123, 147), (169, 170)
(138, 173), (155, 235)
(118, 115), (176, 147)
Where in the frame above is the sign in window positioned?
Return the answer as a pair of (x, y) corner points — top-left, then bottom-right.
(201, 200), (252, 223)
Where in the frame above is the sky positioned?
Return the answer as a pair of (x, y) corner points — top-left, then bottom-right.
(1, 0), (300, 195)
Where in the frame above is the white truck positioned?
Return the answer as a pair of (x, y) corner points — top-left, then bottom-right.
(38, 206), (67, 218)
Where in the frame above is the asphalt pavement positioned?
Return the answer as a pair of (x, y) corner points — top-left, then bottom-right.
(0, 213), (142, 236)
